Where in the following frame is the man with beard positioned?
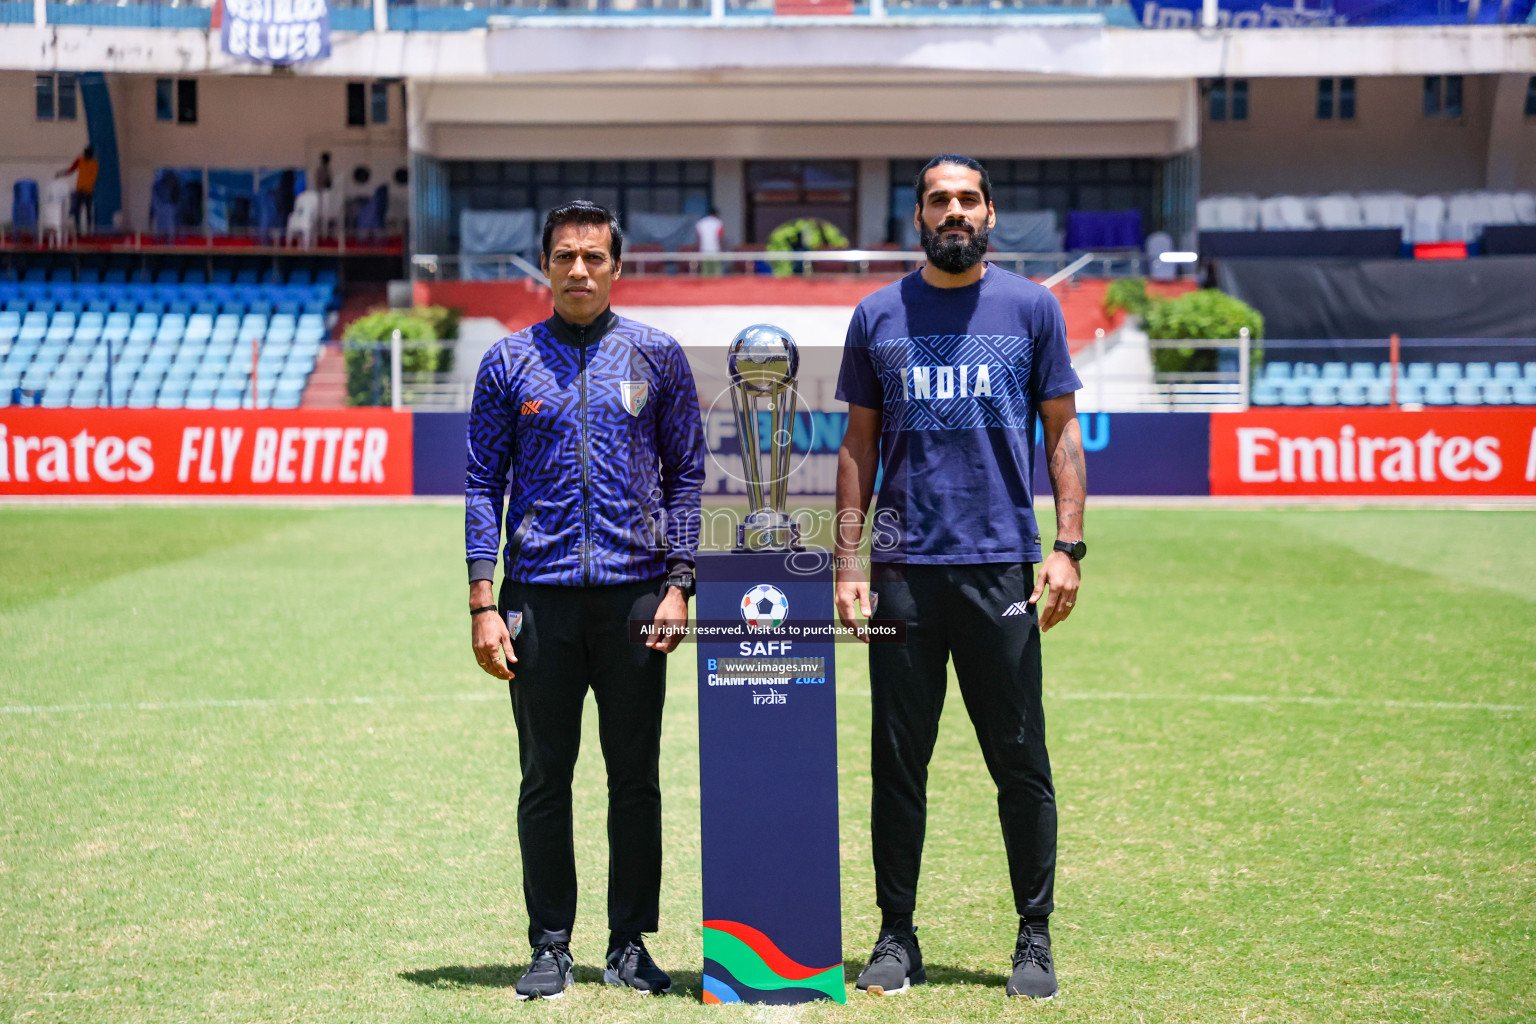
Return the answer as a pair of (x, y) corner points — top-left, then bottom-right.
(832, 155), (1086, 1000)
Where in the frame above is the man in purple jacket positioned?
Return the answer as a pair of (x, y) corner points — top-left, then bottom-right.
(465, 200), (705, 1000)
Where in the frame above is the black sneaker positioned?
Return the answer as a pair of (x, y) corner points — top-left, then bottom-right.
(855, 928), (925, 996)
(1006, 922), (1057, 999)
(603, 937), (672, 995)
(515, 942), (574, 1001)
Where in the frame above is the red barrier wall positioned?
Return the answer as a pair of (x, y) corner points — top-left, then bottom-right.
(0, 410), (413, 497)
(1210, 410), (1536, 497)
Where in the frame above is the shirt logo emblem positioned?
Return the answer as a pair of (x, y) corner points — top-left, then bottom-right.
(1002, 601), (1034, 618)
(505, 611), (524, 639)
(619, 380), (649, 417)
(520, 400), (543, 415)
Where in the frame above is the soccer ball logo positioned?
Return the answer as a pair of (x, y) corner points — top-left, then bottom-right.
(740, 584), (790, 630)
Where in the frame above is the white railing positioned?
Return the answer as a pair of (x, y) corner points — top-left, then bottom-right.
(1073, 327), (1253, 413)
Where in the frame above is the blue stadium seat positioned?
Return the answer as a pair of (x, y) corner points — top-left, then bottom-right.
(1452, 380), (1482, 405)
(1262, 361), (1290, 381)
(1250, 382), (1279, 406)
(211, 267), (235, 285)
(1422, 381), (1454, 405)
(1280, 382), (1310, 406)
(1336, 381), (1366, 406)
(1512, 381), (1536, 404)
(155, 269), (180, 285)
(1434, 362), (1462, 382)
(103, 268), (128, 284)
(183, 269), (207, 285)
(1463, 362), (1491, 381)
(235, 268), (259, 285)
(1523, 362), (1536, 381)
(1320, 362), (1347, 380)
(1347, 362), (1375, 381)
(78, 268), (101, 284)
(1406, 362), (1433, 381)
(1492, 362), (1521, 382)
(1482, 380), (1511, 405)
(1291, 362), (1319, 380)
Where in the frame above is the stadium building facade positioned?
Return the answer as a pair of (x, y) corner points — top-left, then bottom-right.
(2, 9), (1534, 256)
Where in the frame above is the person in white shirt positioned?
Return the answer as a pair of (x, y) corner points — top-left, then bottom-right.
(694, 207), (725, 276)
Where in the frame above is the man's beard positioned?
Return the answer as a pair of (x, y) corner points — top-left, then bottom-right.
(920, 219), (990, 275)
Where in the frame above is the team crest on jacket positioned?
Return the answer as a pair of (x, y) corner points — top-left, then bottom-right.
(619, 380), (649, 417)
(504, 611), (524, 639)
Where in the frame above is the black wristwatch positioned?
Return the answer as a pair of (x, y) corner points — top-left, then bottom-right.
(1053, 539), (1087, 561)
(663, 573), (695, 599)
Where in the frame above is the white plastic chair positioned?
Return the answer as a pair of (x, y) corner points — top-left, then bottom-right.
(1445, 192), (1492, 242)
(1485, 193), (1520, 226)
(286, 191), (319, 248)
(1196, 198), (1224, 232)
(1315, 193), (1363, 230)
(1259, 195), (1315, 231)
(1220, 195), (1260, 230)
(1145, 230), (1177, 281)
(1512, 192), (1536, 225)
(40, 179), (74, 248)
(1411, 195), (1446, 243)
(1359, 193), (1413, 237)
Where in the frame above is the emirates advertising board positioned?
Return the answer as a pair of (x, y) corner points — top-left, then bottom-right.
(1210, 410), (1536, 498)
(0, 410), (412, 497)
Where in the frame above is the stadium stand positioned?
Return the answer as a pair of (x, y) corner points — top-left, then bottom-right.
(1250, 360), (1536, 407)
(1199, 190), (1536, 246)
(0, 263), (333, 409)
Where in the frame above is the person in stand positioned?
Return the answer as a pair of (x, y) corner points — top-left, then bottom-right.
(834, 154), (1087, 1001)
(465, 199), (705, 1001)
(694, 206), (725, 276)
(56, 146), (98, 235)
(314, 152), (335, 238)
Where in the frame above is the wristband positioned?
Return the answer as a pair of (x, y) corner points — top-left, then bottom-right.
(470, 606), (498, 616)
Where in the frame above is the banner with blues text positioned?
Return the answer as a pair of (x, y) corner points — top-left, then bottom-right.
(222, 0), (331, 66)
(1130, 0), (1536, 29)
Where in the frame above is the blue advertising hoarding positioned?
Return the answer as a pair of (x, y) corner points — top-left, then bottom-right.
(412, 410), (1214, 498)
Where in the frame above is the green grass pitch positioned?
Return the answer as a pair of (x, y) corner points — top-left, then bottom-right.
(1, 504), (1532, 1023)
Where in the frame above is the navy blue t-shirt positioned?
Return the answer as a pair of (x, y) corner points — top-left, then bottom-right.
(836, 265), (1082, 564)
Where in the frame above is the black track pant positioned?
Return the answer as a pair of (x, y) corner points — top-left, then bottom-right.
(867, 561), (1056, 919)
(498, 577), (668, 948)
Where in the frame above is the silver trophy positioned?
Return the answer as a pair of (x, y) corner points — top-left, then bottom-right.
(727, 324), (801, 551)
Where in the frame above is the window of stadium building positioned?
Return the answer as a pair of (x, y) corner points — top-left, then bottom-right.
(1206, 78), (1249, 122)
(443, 160), (712, 249)
(1423, 75), (1464, 120)
(744, 161), (857, 244)
(1316, 77), (1356, 121)
(1526, 76), (1536, 118)
(35, 73), (77, 122)
(156, 78), (198, 124)
(887, 158), (1160, 247)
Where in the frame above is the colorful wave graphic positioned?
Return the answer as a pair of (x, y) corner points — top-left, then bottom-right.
(701, 920), (846, 1004)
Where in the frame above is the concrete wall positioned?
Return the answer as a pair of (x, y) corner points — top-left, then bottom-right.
(112, 74), (407, 231)
(2, 72), (407, 231)
(1201, 74), (1536, 195)
(0, 71), (90, 228)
